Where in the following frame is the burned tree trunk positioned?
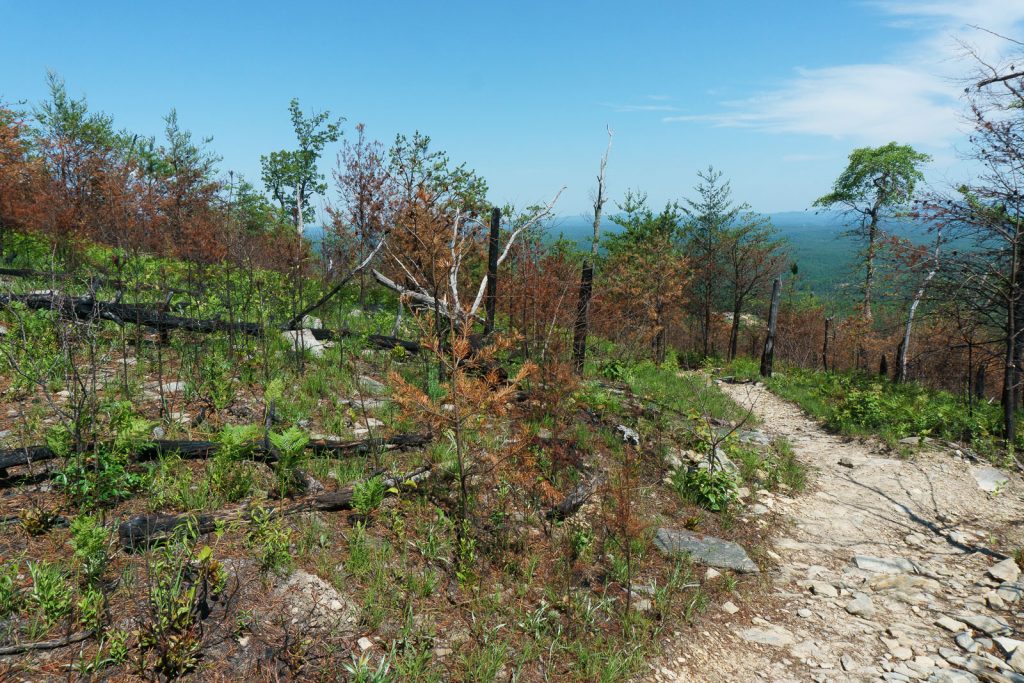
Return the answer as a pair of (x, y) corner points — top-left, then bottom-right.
(571, 262), (594, 375)
(822, 316), (832, 371)
(759, 277), (782, 378)
(484, 207), (501, 335)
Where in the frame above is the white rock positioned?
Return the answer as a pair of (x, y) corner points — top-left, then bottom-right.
(937, 616), (968, 632)
(808, 581), (838, 598)
(854, 555), (917, 574)
(845, 594), (875, 618)
(737, 626), (795, 647)
(1010, 649), (1024, 673)
(972, 466), (1009, 493)
(358, 636), (373, 651)
(989, 558), (1021, 584)
(994, 637), (1024, 655)
(705, 568), (722, 581)
(959, 613), (1012, 635)
(722, 601), (739, 614)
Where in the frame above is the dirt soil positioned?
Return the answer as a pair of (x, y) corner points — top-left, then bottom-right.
(645, 379), (1024, 683)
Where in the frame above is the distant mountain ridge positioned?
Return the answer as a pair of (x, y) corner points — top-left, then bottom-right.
(547, 211), (933, 296)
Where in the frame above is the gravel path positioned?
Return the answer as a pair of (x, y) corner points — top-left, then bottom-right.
(647, 379), (1024, 683)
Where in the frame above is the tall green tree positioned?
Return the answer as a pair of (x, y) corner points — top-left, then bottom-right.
(681, 167), (741, 358)
(261, 99), (343, 236)
(605, 191), (688, 362)
(814, 142), (931, 320)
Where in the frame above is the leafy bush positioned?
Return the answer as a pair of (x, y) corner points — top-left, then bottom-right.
(765, 368), (1004, 449)
(53, 401), (152, 509)
(28, 560), (73, 627)
(246, 507), (293, 575)
(671, 467), (737, 512)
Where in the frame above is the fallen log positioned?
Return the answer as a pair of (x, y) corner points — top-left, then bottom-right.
(0, 292), (422, 353)
(118, 464), (432, 550)
(0, 433), (431, 477)
(0, 293), (264, 336)
(308, 328), (420, 354)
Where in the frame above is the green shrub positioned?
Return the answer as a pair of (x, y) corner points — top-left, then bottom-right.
(70, 515), (109, 585)
(246, 507), (293, 575)
(671, 467), (737, 511)
(28, 561), (73, 627)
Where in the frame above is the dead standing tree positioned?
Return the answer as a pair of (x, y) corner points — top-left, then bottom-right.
(572, 127), (613, 374)
(372, 191), (563, 334)
(895, 226), (943, 383)
(760, 277), (782, 378)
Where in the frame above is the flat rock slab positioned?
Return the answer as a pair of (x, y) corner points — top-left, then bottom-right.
(853, 554), (917, 574)
(654, 528), (759, 573)
(972, 466), (1009, 493)
(989, 558), (1021, 584)
(959, 612), (1012, 636)
(928, 670), (981, 683)
(736, 626), (794, 647)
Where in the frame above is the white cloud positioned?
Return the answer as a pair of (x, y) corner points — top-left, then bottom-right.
(668, 0), (1024, 147)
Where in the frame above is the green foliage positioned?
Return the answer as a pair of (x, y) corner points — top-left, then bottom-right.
(207, 423), (262, 504)
(733, 438), (807, 492)
(352, 475), (387, 516)
(671, 467), (738, 511)
(54, 401), (152, 510)
(70, 515), (109, 585)
(766, 367), (1007, 450)
(269, 426), (309, 497)
(76, 585), (105, 630)
(814, 142), (931, 212)
(261, 98), (343, 226)
(28, 560), (73, 627)
(139, 541), (206, 679)
(246, 507), (292, 575)
(0, 561), (23, 617)
(343, 653), (393, 682)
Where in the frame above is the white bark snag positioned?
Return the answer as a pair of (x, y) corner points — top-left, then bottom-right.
(896, 228), (942, 383)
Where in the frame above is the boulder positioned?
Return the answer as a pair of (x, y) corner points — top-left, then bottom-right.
(845, 594), (875, 618)
(282, 329), (331, 357)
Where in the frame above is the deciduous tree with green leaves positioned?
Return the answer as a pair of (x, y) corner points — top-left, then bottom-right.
(814, 142), (931, 320)
(261, 99), (343, 236)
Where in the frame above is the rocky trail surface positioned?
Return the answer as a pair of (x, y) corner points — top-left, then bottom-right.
(648, 379), (1024, 683)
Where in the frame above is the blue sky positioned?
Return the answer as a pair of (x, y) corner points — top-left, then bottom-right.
(2, 0), (1023, 217)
